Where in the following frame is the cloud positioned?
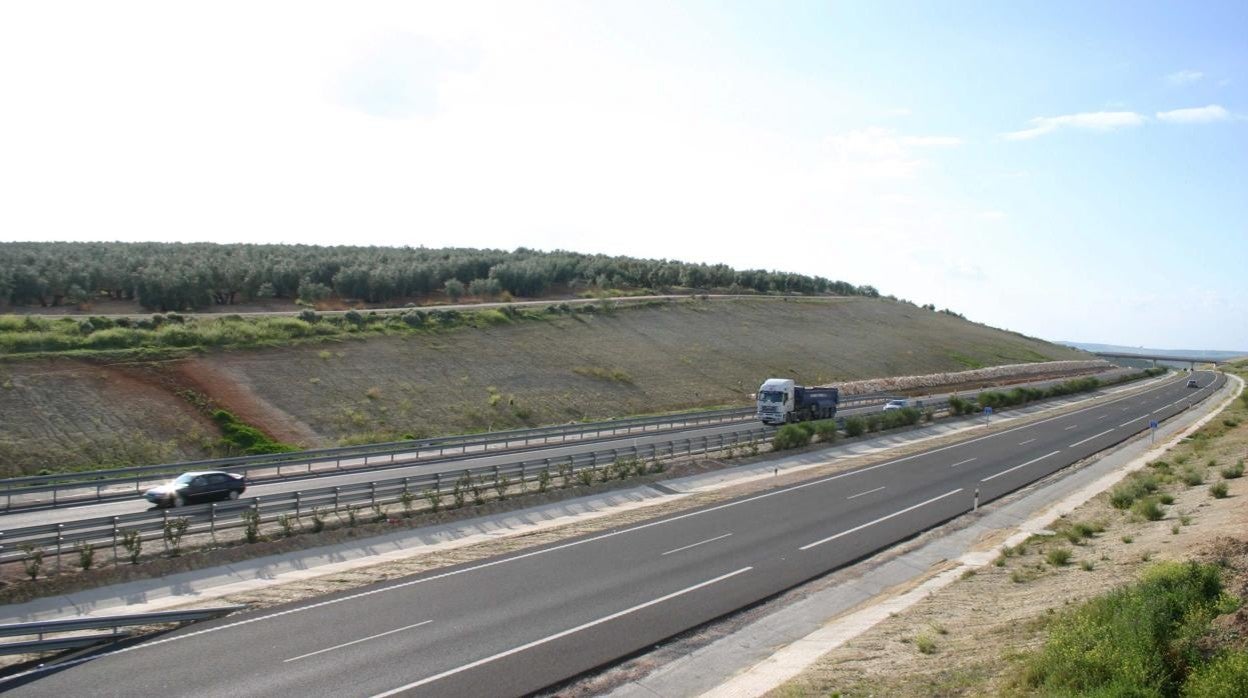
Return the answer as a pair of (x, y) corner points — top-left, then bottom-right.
(1002, 111), (1144, 140)
(880, 107), (911, 118)
(900, 135), (964, 147)
(822, 127), (962, 178)
(1165, 69), (1204, 86)
(1155, 104), (1230, 123)
(978, 210), (1006, 221)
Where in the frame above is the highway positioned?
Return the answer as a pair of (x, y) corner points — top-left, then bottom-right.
(0, 370), (1222, 697)
(0, 369), (1132, 531)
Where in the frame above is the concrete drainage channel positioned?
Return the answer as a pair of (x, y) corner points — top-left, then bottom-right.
(593, 373), (1243, 698)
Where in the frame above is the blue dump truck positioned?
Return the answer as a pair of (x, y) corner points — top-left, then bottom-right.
(755, 378), (840, 424)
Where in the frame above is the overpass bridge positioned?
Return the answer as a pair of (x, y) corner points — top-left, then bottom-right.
(1093, 351), (1240, 369)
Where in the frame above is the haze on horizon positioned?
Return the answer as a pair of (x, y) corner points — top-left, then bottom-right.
(1, 1), (1244, 351)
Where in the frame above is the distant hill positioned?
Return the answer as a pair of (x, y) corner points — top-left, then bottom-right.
(1060, 342), (1247, 360)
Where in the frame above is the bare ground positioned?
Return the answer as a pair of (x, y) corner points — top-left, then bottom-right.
(766, 372), (1248, 697)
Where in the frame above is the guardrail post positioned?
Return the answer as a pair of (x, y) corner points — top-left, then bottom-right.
(370, 482), (377, 507)
(430, 474), (438, 494)
(334, 487), (341, 511)
(56, 524), (64, 574)
(210, 503), (217, 540)
(294, 492), (301, 517)
(519, 465), (526, 492)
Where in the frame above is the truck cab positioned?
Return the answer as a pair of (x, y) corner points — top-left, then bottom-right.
(756, 378), (795, 425)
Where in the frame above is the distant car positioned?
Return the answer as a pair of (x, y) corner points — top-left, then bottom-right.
(883, 399), (909, 411)
(143, 471), (246, 508)
(1186, 379), (1199, 388)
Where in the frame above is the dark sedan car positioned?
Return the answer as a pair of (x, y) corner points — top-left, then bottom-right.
(143, 471), (246, 508)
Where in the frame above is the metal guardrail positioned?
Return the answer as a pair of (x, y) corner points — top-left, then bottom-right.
(0, 424), (781, 566)
(0, 604), (244, 655)
(0, 394), (900, 511)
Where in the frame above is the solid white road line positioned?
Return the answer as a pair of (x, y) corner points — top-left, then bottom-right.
(1119, 416), (1143, 428)
(662, 533), (733, 556)
(847, 486), (886, 500)
(950, 458), (977, 468)
(980, 451), (1061, 483)
(285, 620), (433, 663)
(1069, 429), (1115, 448)
(370, 567), (754, 696)
(1153, 406), (1169, 414)
(1018, 438), (1036, 445)
(799, 489), (963, 551)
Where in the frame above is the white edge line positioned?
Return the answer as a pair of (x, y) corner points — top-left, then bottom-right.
(799, 488), (962, 551)
(980, 450), (1061, 483)
(284, 619), (433, 663)
(846, 486), (886, 500)
(661, 533), (733, 556)
(1068, 428), (1115, 448)
(1118, 417), (1143, 428)
(370, 567), (753, 696)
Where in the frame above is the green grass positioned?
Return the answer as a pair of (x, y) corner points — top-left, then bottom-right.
(1017, 561), (1238, 696)
(1045, 548), (1072, 566)
(1209, 482), (1229, 499)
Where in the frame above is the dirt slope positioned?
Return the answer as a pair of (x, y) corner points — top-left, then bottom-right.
(0, 298), (1087, 475)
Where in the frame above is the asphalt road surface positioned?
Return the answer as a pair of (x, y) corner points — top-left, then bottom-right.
(1, 371), (1217, 697)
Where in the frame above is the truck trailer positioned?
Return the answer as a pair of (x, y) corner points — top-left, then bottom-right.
(755, 378), (839, 425)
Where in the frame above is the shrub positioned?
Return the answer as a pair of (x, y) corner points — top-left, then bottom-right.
(1132, 497), (1165, 521)
(76, 540), (95, 570)
(1221, 460), (1244, 479)
(843, 417), (866, 437)
(122, 529), (143, 563)
(772, 424), (812, 450)
(308, 508), (326, 533)
(1181, 468), (1205, 487)
(241, 510), (261, 543)
(814, 420), (839, 442)
(19, 544), (44, 581)
(1209, 482), (1229, 499)
(577, 469), (595, 487)
(420, 489), (439, 514)
(915, 635), (937, 654)
(163, 516), (190, 554)
(298, 309), (320, 324)
(1080, 560), (1095, 571)
(1159, 493), (1175, 505)
(1045, 548), (1072, 566)
(1183, 651), (1248, 697)
(277, 514), (295, 538)
(538, 468), (551, 493)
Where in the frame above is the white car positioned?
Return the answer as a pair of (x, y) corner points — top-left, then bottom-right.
(882, 399), (909, 411)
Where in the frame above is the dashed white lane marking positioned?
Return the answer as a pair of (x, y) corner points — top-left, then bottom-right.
(370, 567), (753, 696)
(662, 533), (733, 556)
(800, 489), (963, 551)
(949, 458), (977, 468)
(1064, 424), (1078, 430)
(285, 620), (433, 663)
(1018, 438), (1036, 446)
(981, 451), (1061, 483)
(847, 486), (886, 500)
(1070, 429), (1115, 448)
(1097, 414), (1108, 419)
(1119, 416), (1144, 428)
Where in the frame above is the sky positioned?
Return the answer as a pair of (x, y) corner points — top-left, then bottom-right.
(1, 1), (1245, 350)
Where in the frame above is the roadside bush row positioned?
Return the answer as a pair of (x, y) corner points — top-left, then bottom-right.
(772, 408), (925, 451)
(0, 303), (634, 355)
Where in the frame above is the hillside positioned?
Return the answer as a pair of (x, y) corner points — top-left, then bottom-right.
(0, 297), (1086, 476)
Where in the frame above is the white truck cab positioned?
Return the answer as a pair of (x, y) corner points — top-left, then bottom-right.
(756, 378), (795, 424)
